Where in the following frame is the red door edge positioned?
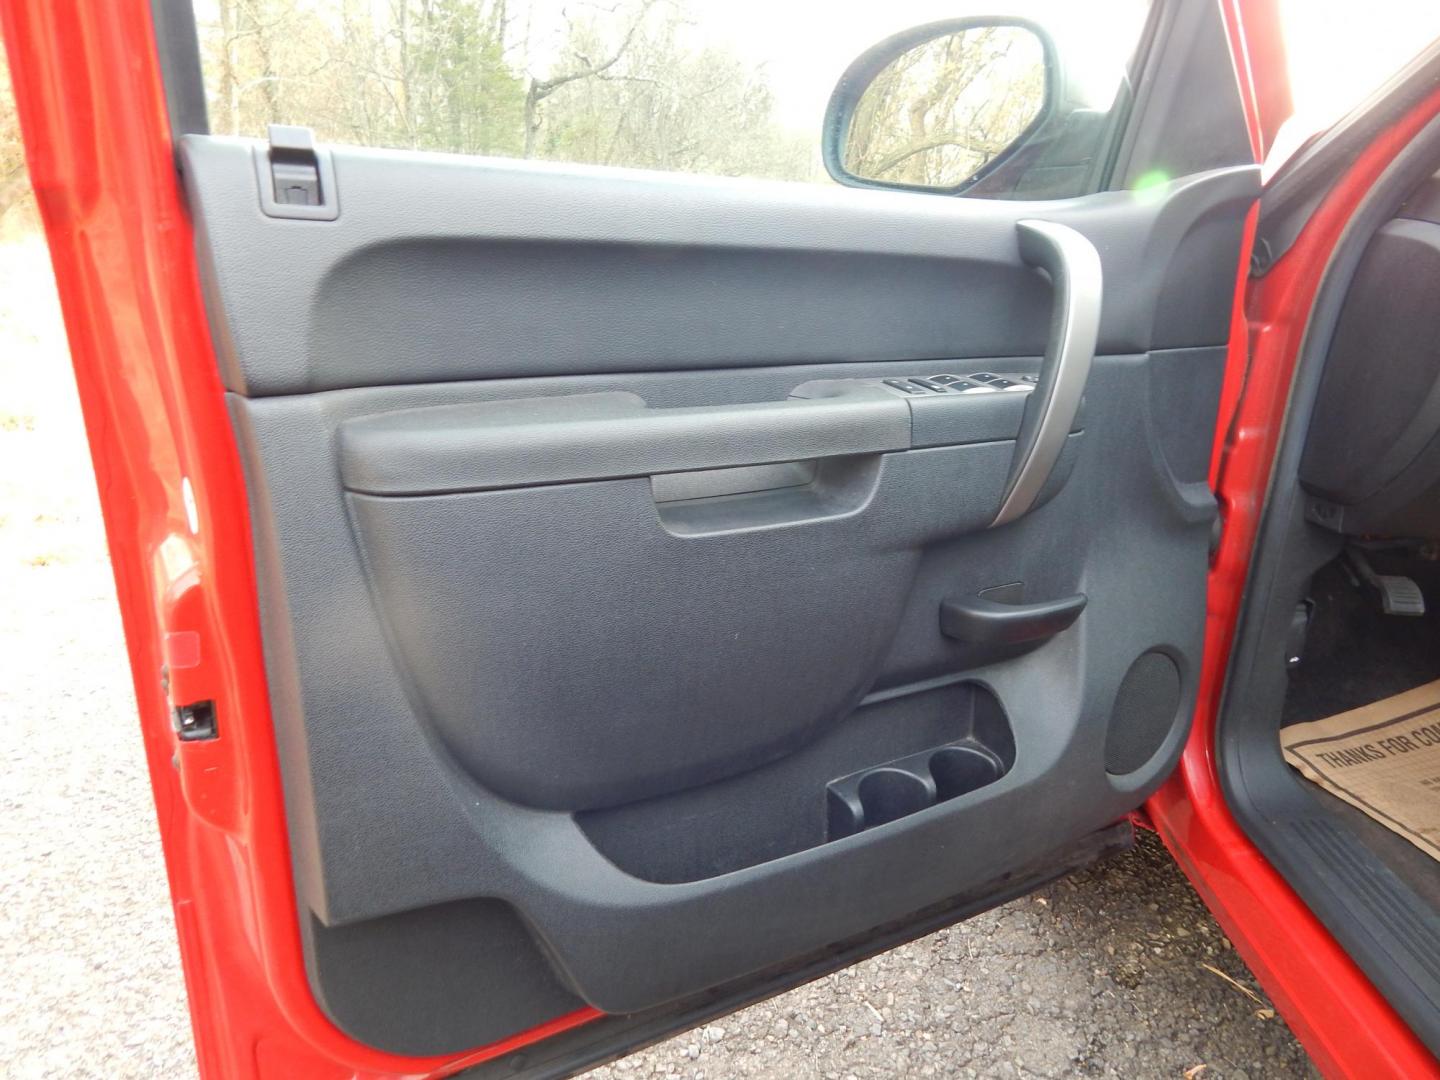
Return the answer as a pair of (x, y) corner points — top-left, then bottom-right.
(0, 4), (600, 1077)
(1149, 5), (1440, 1077)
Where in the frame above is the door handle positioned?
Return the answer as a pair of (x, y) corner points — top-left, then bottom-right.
(991, 220), (1103, 527)
(940, 590), (1087, 645)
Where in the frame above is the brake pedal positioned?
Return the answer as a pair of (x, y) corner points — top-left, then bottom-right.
(1346, 548), (1426, 616)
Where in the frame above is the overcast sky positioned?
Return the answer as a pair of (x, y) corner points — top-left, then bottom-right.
(577, 0), (1151, 133)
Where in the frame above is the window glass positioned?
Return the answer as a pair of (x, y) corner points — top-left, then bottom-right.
(192, 0), (1150, 191)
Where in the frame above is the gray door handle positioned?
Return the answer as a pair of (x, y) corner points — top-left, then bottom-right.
(991, 220), (1103, 527)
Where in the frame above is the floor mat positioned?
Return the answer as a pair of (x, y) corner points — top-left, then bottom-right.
(1281, 679), (1440, 863)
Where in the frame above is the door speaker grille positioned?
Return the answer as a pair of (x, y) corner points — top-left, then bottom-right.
(1105, 651), (1181, 775)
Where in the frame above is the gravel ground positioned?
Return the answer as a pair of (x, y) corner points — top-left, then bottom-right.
(0, 233), (1320, 1079)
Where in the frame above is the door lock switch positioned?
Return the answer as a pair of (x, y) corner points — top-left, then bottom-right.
(254, 125), (340, 221)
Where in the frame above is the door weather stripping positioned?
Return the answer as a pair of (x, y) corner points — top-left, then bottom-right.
(992, 220), (1102, 527)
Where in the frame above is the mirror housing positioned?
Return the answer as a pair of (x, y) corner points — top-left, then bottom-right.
(822, 17), (1060, 195)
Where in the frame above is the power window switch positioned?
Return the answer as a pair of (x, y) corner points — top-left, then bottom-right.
(925, 373), (988, 393)
(883, 378), (925, 395)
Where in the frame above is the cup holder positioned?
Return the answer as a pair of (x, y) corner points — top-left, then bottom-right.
(826, 740), (1010, 841)
(929, 745), (1004, 801)
(857, 768), (935, 828)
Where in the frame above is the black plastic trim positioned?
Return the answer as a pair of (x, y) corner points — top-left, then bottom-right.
(148, 0), (209, 142)
(179, 135), (1258, 397)
(454, 824), (1133, 1080)
(1108, 0), (1254, 190)
(940, 590), (1086, 645)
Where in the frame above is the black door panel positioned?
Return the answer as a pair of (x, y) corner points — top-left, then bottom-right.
(194, 136), (1256, 1053)
(185, 139), (1253, 395)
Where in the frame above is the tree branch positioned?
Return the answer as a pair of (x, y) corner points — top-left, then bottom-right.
(530, 0), (659, 100)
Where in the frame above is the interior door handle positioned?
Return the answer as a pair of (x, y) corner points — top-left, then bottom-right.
(939, 590), (1088, 645)
(991, 220), (1103, 527)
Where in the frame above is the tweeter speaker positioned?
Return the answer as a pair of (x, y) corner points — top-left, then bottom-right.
(1104, 651), (1181, 775)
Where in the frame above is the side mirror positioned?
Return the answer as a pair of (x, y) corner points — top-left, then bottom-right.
(822, 18), (1058, 194)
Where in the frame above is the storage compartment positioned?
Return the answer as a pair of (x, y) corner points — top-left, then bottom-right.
(931, 745), (1008, 800)
(858, 769), (933, 824)
(580, 681), (1016, 882)
(346, 439), (1014, 814)
(826, 709), (1014, 841)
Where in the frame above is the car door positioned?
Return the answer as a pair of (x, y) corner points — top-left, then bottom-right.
(3, 0), (1261, 1076)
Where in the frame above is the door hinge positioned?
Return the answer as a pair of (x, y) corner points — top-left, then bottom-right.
(254, 124), (338, 221)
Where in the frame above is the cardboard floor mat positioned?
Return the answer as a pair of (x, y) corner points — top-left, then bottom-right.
(1281, 678), (1440, 863)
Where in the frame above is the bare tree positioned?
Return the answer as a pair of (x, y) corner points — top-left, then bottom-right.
(208, 0), (300, 133)
(193, 0), (817, 183)
(521, 0), (658, 158)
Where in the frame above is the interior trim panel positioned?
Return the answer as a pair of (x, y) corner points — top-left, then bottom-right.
(185, 137), (1256, 1053)
(228, 347), (1224, 1016)
(182, 137), (1256, 395)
